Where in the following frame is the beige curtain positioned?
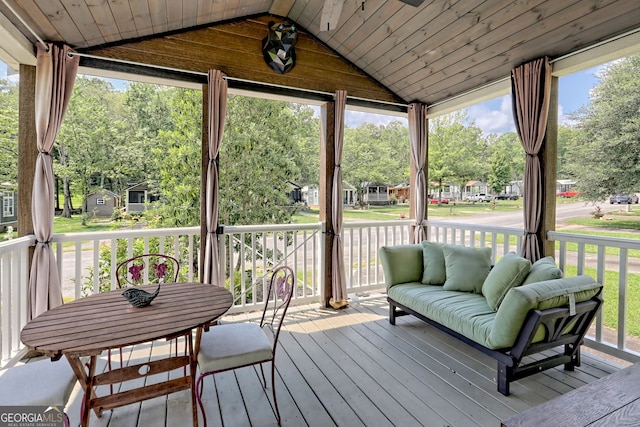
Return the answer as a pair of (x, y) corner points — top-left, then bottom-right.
(408, 103), (428, 243)
(203, 70), (228, 285)
(511, 57), (552, 262)
(329, 90), (348, 309)
(29, 43), (79, 319)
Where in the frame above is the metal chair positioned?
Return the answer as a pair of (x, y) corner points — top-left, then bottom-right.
(110, 254), (182, 385)
(195, 265), (296, 426)
(115, 253), (180, 288)
(0, 358), (78, 427)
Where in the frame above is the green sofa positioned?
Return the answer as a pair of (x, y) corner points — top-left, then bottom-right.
(379, 242), (603, 395)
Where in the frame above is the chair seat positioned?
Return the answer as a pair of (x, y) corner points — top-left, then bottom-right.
(198, 323), (273, 373)
(0, 359), (77, 406)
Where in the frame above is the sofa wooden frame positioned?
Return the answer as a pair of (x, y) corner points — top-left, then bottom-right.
(388, 290), (603, 395)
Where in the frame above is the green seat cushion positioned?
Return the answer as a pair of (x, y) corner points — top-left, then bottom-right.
(421, 241), (446, 285)
(489, 275), (602, 348)
(482, 252), (531, 311)
(522, 256), (563, 285)
(388, 283), (496, 347)
(379, 244), (424, 289)
(442, 245), (492, 293)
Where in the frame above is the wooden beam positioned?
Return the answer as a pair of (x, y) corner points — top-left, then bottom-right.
(541, 76), (558, 258)
(320, 0), (345, 33)
(17, 64), (37, 237)
(269, 0), (296, 17)
(199, 83), (208, 283)
(319, 101), (335, 307)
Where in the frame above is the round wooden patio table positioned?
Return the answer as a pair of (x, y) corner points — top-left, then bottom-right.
(21, 282), (233, 427)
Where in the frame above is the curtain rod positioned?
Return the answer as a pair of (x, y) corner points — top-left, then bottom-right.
(1, 0), (48, 51)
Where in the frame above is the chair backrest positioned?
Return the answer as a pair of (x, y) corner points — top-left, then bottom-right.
(259, 265), (295, 353)
(116, 253), (180, 288)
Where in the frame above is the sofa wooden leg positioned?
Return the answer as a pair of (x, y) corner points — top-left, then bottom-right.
(497, 362), (510, 396)
(389, 303), (396, 325)
(564, 345), (580, 371)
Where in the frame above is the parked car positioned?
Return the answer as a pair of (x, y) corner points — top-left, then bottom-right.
(496, 193), (519, 200)
(465, 193), (493, 202)
(557, 190), (579, 198)
(609, 194), (639, 204)
(429, 197), (449, 204)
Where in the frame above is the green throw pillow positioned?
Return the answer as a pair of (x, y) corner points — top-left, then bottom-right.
(421, 241), (446, 285)
(442, 245), (492, 293)
(521, 256), (563, 285)
(482, 252), (531, 311)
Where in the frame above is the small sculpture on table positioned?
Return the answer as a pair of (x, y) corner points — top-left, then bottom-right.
(122, 284), (160, 308)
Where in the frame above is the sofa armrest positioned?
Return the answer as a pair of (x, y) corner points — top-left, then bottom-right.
(379, 244), (423, 289)
(489, 275), (602, 348)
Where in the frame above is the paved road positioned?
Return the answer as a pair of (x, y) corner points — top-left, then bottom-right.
(438, 200), (630, 229)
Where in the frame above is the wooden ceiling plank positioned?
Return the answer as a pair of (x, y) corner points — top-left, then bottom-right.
(0, 0), (62, 45)
(147, 0), (168, 34)
(164, 0), (184, 32)
(338, 0), (456, 65)
(128, 0), (154, 38)
(322, 0), (400, 51)
(195, 0), (212, 25)
(269, 0), (296, 17)
(287, 0), (313, 23)
(396, 0), (605, 95)
(223, 0), (242, 21)
(372, 0), (511, 80)
(402, 0), (637, 104)
(58, 0), (106, 46)
(34, 0), (87, 47)
(181, 0), (199, 29)
(379, 0), (550, 88)
(354, 0), (473, 69)
(104, 0), (139, 40)
(290, 0), (323, 32)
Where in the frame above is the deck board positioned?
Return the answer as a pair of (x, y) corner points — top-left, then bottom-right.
(51, 294), (621, 427)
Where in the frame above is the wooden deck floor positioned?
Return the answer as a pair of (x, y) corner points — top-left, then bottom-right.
(54, 294), (621, 427)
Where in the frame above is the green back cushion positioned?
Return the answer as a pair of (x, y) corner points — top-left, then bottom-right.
(522, 256), (563, 285)
(379, 244), (424, 289)
(442, 245), (492, 293)
(421, 241), (446, 285)
(489, 275), (602, 348)
(482, 252), (532, 311)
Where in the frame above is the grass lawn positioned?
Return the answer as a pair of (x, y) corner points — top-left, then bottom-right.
(292, 201), (524, 223)
(53, 216), (121, 233)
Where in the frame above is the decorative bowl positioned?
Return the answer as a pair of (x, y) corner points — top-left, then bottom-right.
(122, 284), (161, 308)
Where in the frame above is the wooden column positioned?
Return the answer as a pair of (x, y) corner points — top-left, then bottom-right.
(541, 76), (559, 257)
(200, 84), (209, 283)
(17, 64), (37, 237)
(319, 101), (335, 307)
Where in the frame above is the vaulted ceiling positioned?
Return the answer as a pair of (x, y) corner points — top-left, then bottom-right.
(2, 0), (640, 112)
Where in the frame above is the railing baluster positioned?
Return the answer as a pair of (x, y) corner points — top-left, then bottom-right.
(618, 248), (628, 350)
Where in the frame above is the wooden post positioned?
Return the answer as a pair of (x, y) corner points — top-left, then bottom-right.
(17, 64), (37, 237)
(319, 101), (335, 307)
(200, 84), (209, 283)
(541, 76), (558, 257)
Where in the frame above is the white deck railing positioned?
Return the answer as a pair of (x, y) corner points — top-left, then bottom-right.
(2, 221), (640, 366)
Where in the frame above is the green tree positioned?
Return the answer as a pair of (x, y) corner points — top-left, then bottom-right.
(428, 111), (485, 199)
(487, 132), (525, 193)
(57, 77), (132, 220)
(343, 122), (409, 204)
(488, 152), (512, 193)
(566, 55), (640, 200)
(0, 78), (18, 188)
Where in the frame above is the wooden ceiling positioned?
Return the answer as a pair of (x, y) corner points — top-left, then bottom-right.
(2, 0), (640, 111)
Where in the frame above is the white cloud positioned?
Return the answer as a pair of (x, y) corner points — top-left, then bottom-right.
(467, 95), (515, 135)
(345, 110), (407, 128)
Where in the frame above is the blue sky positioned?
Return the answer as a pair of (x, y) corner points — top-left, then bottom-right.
(0, 61), (601, 136)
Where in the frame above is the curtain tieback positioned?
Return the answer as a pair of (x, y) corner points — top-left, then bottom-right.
(35, 239), (52, 244)
(38, 151), (51, 156)
(525, 232), (537, 235)
(525, 153), (538, 158)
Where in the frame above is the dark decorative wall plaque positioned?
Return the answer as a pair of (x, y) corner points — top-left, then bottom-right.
(262, 21), (298, 74)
